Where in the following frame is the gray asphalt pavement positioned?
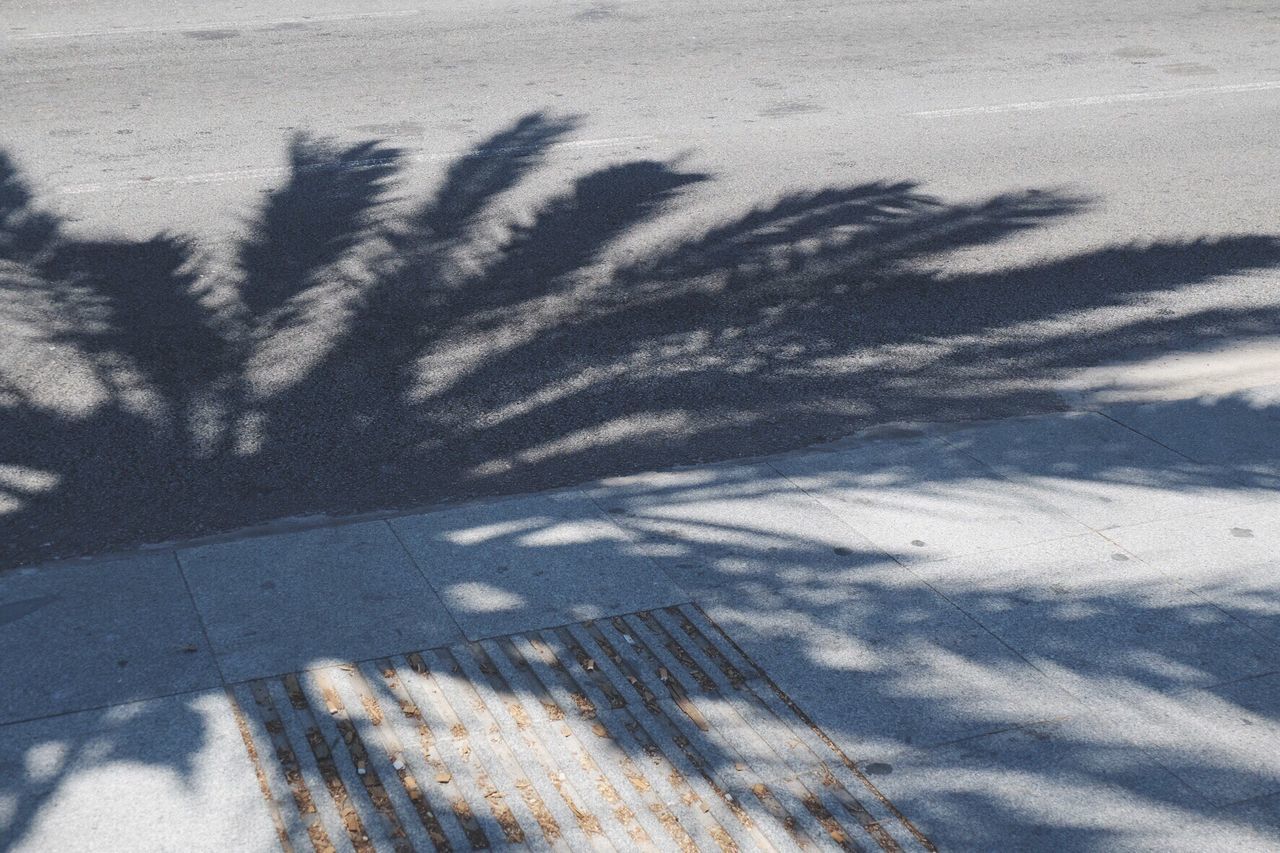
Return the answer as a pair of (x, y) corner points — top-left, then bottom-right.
(2, 0), (1279, 565)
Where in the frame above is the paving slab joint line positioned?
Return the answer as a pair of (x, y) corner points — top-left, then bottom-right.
(579, 487), (697, 601)
(0, 683), (224, 729)
(687, 602), (938, 852)
(889, 714), (1098, 767)
(1089, 528), (1280, 650)
(761, 454), (1103, 697)
(1214, 787), (1280, 812)
(172, 549), (232, 687)
(1093, 409), (1224, 469)
(382, 519), (469, 643)
(198, 601), (700, 689)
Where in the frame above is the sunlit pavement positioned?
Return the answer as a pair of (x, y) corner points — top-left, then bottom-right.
(3, 386), (1278, 851)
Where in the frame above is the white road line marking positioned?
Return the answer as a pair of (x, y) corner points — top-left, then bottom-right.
(912, 80), (1280, 117)
(5, 9), (421, 41)
(53, 136), (657, 195)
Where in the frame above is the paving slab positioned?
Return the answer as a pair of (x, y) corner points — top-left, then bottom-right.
(697, 577), (1086, 758)
(0, 398), (1273, 849)
(390, 491), (687, 640)
(1104, 673), (1280, 807)
(178, 521), (460, 682)
(937, 411), (1266, 530)
(0, 552), (221, 725)
(0, 690), (279, 852)
(867, 717), (1280, 852)
(585, 462), (900, 597)
(1101, 388), (1280, 489)
(1106, 502), (1280, 643)
(769, 434), (1089, 563)
(587, 462), (1084, 753)
(913, 534), (1278, 706)
(1222, 791), (1280, 834)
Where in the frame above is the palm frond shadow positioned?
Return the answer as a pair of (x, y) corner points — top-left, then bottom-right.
(2, 113), (1280, 849)
(1, 111), (1278, 567)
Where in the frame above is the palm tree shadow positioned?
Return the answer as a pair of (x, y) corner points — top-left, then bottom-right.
(239, 134), (404, 320)
(2, 112), (1280, 850)
(1, 110), (1279, 566)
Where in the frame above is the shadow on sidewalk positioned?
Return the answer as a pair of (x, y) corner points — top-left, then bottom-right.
(2, 113), (1278, 568)
(2, 112), (1279, 848)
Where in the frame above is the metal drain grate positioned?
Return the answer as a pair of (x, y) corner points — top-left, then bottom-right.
(230, 604), (933, 852)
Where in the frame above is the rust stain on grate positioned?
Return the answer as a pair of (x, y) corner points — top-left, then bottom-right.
(231, 604), (935, 852)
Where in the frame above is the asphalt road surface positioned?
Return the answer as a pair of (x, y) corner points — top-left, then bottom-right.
(3, 0), (1279, 566)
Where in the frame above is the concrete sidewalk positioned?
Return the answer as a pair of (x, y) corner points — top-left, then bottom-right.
(2, 389), (1278, 851)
